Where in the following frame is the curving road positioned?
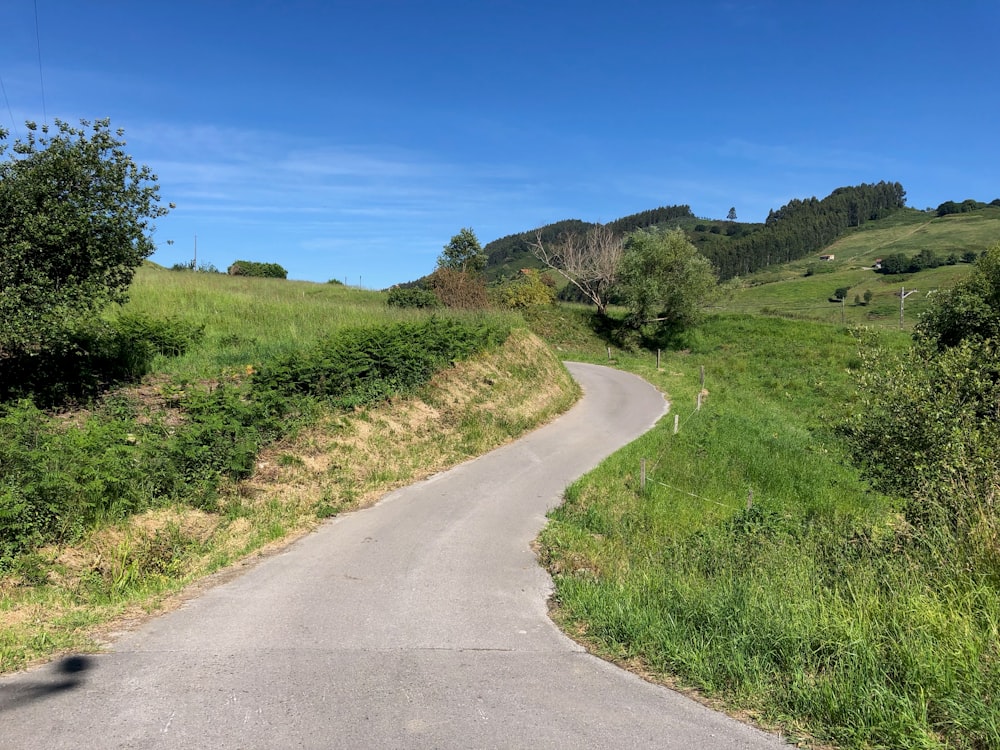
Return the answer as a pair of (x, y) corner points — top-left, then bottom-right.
(0, 363), (787, 749)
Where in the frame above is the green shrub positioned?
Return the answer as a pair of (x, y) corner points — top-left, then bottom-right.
(253, 317), (510, 407)
(492, 270), (555, 309)
(0, 320), (154, 407)
(386, 286), (440, 309)
(227, 260), (288, 279)
(113, 314), (205, 357)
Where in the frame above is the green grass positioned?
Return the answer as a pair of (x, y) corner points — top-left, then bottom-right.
(2, 268), (565, 672)
(714, 208), (1000, 327)
(119, 266), (496, 380)
(528, 306), (1000, 749)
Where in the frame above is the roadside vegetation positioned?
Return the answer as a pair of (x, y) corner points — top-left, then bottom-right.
(0, 304), (576, 671)
(4, 124), (998, 748)
(530, 245), (1000, 748)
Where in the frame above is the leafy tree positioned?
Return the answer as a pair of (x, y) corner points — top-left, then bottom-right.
(844, 334), (1000, 533)
(616, 228), (717, 336)
(833, 287), (849, 301)
(915, 242), (1000, 349)
(863, 289), (873, 305)
(878, 253), (911, 275)
(727, 207), (737, 221)
(844, 242), (1000, 537)
(492, 269), (554, 309)
(227, 260), (288, 278)
(913, 247), (940, 270)
(438, 228), (486, 274)
(0, 119), (170, 356)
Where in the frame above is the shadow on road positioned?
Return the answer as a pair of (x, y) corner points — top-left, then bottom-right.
(0, 655), (93, 713)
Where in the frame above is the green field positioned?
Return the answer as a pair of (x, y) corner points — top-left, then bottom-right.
(716, 208), (1000, 327)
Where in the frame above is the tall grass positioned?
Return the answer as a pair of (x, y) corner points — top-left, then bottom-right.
(532, 309), (1000, 749)
(120, 266), (511, 379)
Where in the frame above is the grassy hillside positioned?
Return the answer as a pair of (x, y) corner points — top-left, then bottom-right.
(526, 300), (999, 748)
(121, 266), (454, 379)
(717, 208), (1000, 327)
(1, 271), (578, 671)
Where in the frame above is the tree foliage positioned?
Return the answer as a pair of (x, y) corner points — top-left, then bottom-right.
(0, 119), (170, 355)
(438, 227), (486, 274)
(915, 242), (1000, 349)
(706, 182), (906, 280)
(227, 260), (288, 278)
(616, 228), (717, 335)
(844, 242), (1000, 538)
(492, 269), (554, 309)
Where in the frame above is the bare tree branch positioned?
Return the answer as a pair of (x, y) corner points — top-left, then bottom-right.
(529, 224), (623, 315)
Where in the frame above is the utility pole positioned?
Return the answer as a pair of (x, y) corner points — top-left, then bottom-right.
(899, 287), (917, 329)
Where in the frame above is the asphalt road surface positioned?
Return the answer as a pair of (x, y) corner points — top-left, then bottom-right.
(0, 362), (788, 749)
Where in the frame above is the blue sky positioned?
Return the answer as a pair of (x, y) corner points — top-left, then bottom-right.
(2, 1), (997, 288)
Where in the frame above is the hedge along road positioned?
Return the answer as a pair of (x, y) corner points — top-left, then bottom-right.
(0, 362), (787, 749)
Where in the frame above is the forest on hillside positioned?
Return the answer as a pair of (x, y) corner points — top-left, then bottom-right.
(705, 181), (907, 279)
(480, 181), (908, 283)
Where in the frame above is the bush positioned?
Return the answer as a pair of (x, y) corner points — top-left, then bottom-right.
(492, 270), (555, 309)
(386, 286), (440, 309)
(253, 317), (510, 407)
(0, 314), (204, 408)
(227, 260), (288, 279)
(113, 314), (205, 357)
(428, 267), (489, 309)
(0, 321), (153, 407)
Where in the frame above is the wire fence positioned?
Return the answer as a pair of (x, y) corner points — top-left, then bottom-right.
(632, 357), (756, 515)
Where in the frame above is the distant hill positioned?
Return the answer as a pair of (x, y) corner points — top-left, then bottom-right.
(480, 182), (908, 284)
(715, 204), (1000, 328)
(482, 205), (700, 281)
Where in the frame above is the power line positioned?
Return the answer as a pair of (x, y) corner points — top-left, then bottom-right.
(34, 0), (47, 125)
(0, 73), (20, 138)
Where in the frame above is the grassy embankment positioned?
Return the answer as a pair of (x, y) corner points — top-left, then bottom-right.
(0, 266), (579, 672)
(528, 229), (1000, 748)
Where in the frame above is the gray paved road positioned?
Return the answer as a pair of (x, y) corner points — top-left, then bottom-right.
(0, 362), (788, 749)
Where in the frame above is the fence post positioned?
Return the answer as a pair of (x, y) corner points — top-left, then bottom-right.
(607, 346), (612, 361)
(696, 391), (702, 411)
(656, 349), (661, 369)
(674, 414), (680, 434)
(640, 458), (646, 493)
